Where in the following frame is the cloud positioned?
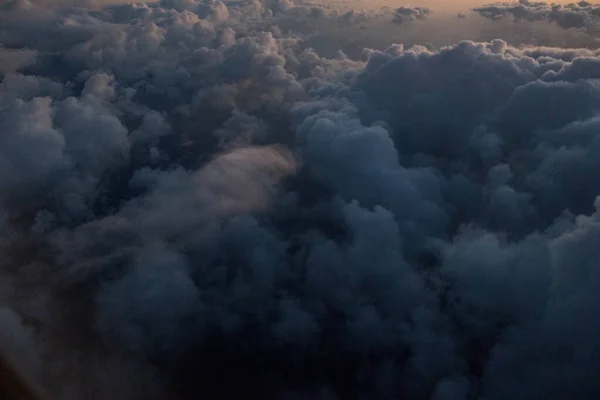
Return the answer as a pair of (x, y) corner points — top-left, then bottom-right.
(336, 9), (370, 27)
(0, 47), (37, 75)
(0, 1), (600, 399)
(392, 6), (433, 25)
(474, 0), (600, 33)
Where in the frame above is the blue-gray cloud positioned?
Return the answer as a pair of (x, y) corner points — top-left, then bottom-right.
(392, 6), (433, 24)
(474, 0), (600, 33)
(1, 1), (600, 400)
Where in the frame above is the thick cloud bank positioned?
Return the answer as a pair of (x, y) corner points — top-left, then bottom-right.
(1, 1), (600, 399)
(474, 0), (600, 32)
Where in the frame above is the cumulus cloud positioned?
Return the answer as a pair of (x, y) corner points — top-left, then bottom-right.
(474, 0), (600, 33)
(0, 47), (37, 75)
(392, 6), (433, 24)
(0, 0), (600, 400)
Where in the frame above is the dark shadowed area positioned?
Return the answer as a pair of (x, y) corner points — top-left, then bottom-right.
(0, 0), (600, 399)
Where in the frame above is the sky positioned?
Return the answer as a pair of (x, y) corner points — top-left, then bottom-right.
(1, 1), (600, 400)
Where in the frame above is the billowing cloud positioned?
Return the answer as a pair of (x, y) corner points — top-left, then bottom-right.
(392, 6), (433, 24)
(474, 0), (600, 32)
(1, 1), (600, 400)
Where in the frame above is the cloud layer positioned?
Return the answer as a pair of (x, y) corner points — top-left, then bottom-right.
(1, 1), (600, 399)
(474, 0), (600, 33)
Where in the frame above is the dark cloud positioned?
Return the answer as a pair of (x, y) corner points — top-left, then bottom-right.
(0, 47), (37, 75)
(336, 9), (370, 27)
(392, 6), (433, 25)
(1, 1), (600, 400)
(474, 0), (600, 33)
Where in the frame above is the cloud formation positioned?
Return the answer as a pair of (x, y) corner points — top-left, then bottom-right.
(392, 6), (433, 24)
(474, 0), (600, 32)
(0, 1), (600, 400)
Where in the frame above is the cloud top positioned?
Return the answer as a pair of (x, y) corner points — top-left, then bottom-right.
(474, 0), (600, 32)
(0, 1), (599, 399)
